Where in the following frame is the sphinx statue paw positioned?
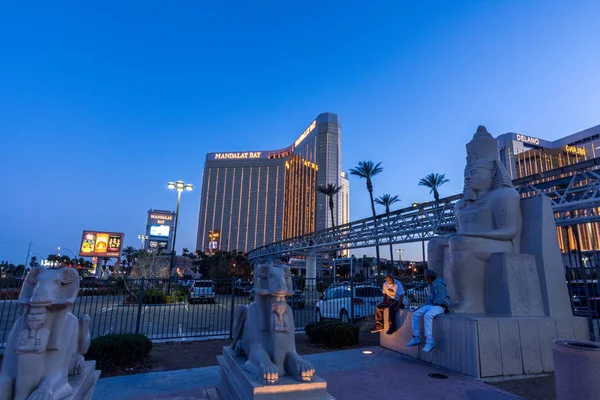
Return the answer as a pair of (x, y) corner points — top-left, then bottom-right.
(258, 361), (279, 385)
(294, 358), (315, 382)
(69, 354), (86, 375)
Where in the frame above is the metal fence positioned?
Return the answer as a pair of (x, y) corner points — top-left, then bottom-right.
(2, 271), (599, 347)
(0, 275), (428, 348)
(565, 267), (600, 341)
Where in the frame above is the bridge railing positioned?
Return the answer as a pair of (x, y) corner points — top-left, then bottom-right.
(247, 195), (462, 260)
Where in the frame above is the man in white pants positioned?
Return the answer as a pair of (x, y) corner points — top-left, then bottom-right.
(407, 269), (450, 352)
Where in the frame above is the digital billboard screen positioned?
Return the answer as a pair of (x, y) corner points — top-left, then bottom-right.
(79, 231), (124, 258)
(208, 230), (220, 252)
(150, 224), (170, 237)
(149, 240), (169, 250)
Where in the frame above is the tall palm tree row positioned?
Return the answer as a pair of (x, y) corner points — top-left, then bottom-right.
(317, 183), (342, 230)
(375, 194), (401, 266)
(418, 173), (449, 202)
(350, 160), (384, 269)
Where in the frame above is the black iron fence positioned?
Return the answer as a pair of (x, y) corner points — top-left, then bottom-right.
(0, 275), (432, 348)
(565, 267), (600, 341)
(2, 271), (598, 347)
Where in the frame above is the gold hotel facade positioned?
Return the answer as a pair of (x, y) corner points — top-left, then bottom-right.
(196, 113), (349, 254)
(497, 124), (600, 262)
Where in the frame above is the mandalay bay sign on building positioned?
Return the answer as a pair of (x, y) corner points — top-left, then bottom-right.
(196, 113), (349, 254)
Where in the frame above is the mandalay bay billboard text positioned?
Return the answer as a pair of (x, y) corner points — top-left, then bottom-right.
(79, 231), (124, 258)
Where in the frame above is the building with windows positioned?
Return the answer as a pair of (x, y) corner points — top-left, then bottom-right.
(497, 125), (600, 181)
(196, 113), (348, 253)
(496, 124), (600, 263)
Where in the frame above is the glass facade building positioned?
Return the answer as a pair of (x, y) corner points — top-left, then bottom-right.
(496, 124), (600, 258)
(196, 113), (347, 253)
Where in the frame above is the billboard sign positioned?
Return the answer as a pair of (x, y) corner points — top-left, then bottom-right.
(79, 231), (124, 258)
(149, 224), (170, 237)
(149, 240), (169, 250)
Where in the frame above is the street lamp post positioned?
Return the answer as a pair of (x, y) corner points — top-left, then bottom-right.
(396, 248), (404, 272)
(412, 202), (427, 265)
(332, 258), (336, 283)
(138, 234), (149, 250)
(167, 180), (193, 294)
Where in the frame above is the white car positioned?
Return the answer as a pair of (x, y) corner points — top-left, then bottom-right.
(315, 284), (383, 323)
(188, 280), (215, 304)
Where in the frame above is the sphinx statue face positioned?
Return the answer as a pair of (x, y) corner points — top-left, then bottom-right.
(463, 164), (493, 201)
(27, 307), (47, 330)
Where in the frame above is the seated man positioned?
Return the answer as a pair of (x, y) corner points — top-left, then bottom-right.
(407, 269), (450, 352)
(372, 274), (407, 335)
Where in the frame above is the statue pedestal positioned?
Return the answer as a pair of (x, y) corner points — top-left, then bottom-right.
(381, 309), (589, 380)
(68, 361), (101, 400)
(217, 347), (335, 400)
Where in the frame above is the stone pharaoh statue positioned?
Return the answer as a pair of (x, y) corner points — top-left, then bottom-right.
(428, 126), (522, 314)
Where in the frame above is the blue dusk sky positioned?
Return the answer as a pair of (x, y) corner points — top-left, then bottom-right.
(1, 1), (599, 265)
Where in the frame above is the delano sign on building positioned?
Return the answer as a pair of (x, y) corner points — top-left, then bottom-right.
(197, 113), (350, 254)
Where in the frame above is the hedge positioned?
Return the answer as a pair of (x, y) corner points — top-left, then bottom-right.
(305, 320), (359, 348)
(86, 333), (152, 371)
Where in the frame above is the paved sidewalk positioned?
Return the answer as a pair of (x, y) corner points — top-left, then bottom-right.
(93, 347), (523, 400)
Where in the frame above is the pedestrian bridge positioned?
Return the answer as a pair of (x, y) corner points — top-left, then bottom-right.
(247, 157), (600, 261)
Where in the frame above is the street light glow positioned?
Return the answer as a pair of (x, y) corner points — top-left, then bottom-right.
(169, 180), (193, 193)
(165, 179), (193, 293)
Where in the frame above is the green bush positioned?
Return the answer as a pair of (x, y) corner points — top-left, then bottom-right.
(170, 290), (185, 303)
(305, 320), (359, 349)
(144, 289), (166, 304)
(86, 333), (152, 371)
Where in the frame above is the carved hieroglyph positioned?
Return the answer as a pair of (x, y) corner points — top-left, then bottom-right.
(428, 126), (522, 314)
(231, 261), (315, 385)
(0, 267), (92, 400)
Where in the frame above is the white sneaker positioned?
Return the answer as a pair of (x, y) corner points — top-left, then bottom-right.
(423, 343), (435, 353)
(406, 338), (421, 347)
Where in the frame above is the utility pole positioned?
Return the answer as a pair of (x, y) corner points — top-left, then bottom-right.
(23, 241), (32, 278)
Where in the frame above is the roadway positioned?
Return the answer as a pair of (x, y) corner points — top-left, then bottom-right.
(0, 294), (321, 345)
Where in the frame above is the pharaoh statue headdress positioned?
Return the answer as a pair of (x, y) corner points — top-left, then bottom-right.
(465, 125), (513, 189)
(466, 125), (499, 167)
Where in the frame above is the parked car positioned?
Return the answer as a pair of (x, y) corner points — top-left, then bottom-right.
(235, 280), (253, 296)
(315, 284), (383, 323)
(188, 280), (216, 304)
(568, 280), (600, 317)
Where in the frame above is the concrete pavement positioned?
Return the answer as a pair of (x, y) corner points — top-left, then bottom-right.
(93, 347), (523, 400)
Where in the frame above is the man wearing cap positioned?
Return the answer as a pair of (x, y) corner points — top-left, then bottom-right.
(407, 269), (450, 352)
(372, 274), (407, 335)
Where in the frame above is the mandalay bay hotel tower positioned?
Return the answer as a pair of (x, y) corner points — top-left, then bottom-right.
(196, 113), (349, 254)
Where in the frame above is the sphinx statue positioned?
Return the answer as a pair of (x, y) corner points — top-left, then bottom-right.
(230, 261), (315, 385)
(428, 126), (522, 314)
(0, 267), (92, 400)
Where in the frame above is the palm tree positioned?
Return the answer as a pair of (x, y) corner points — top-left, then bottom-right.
(418, 173), (450, 202)
(317, 183), (342, 230)
(350, 161), (384, 269)
(375, 194), (401, 267)
(122, 246), (138, 276)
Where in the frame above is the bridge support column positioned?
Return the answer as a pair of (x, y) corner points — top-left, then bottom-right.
(306, 253), (317, 292)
